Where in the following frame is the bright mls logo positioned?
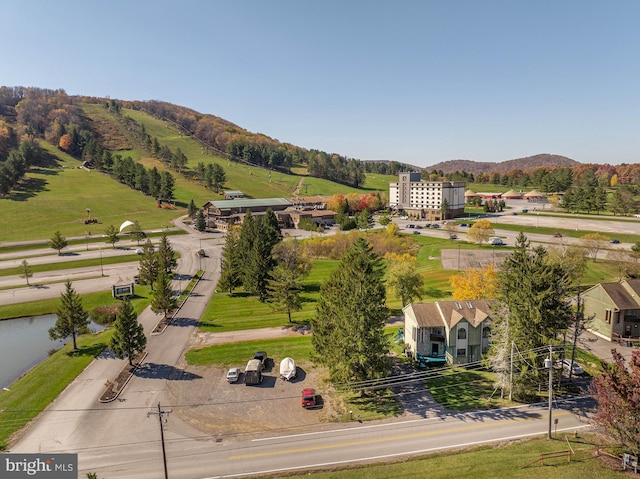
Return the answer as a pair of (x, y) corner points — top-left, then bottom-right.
(2, 454), (77, 478)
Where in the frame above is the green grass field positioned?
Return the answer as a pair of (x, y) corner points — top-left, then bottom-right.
(275, 435), (626, 479)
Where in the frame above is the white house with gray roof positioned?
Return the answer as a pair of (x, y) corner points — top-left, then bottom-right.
(403, 299), (493, 365)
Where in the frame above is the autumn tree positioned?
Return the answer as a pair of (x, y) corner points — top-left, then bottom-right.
(579, 233), (609, 262)
(591, 349), (640, 456)
(467, 219), (494, 246)
(450, 264), (497, 300)
(49, 280), (90, 350)
(48, 230), (68, 255)
(386, 222), (400, 236)
(109, 298), (147, 366)
(58, 133), (72, 151)
(385, 253), (425, 307)
(311, 238), (390, 385)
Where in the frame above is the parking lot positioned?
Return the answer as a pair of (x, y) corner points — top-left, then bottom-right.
(165, 356), (337, 439)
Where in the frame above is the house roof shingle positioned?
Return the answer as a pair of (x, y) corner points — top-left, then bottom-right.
(408, 299), (493, 329)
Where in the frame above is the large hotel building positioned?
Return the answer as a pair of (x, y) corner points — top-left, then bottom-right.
(389, 172), (465, 220)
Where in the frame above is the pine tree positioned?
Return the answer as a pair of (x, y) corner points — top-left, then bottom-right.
(109, 298), (146, 366)
(196, 209), (206, 232)
(488, 232), (572, 398)
(311, 238), (390, 384)
(49, 280), (90, 350)
(150, 270), (177, 319)
(137, 239), (159, 288)
(245, 219), (276, 301)
(217, 227), (242, 294)
(49, 230), (68, 255)
(188, 199), (197, 218)
(156, 233), (177, 274)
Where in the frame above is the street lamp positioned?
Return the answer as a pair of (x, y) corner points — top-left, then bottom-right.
(458, 244), (461, 271)
(86, 231), (91, 251)
(99, 249), (104, 277)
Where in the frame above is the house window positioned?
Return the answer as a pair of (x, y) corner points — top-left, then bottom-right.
(457, 348), (466, 357)
(482, 327), (490, 338)
(605, 309), (612, 324)
(412, 326), (417, 340)
(457, 328), (467, 340)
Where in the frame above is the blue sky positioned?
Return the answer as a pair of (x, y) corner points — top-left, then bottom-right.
(3, 1), (639, 167)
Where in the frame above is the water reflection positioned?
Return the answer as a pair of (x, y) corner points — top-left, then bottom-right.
(0, 314), (107, 389)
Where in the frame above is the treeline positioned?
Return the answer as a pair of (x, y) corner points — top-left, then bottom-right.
(363, 160), (418, 176)
(440, 163), (640, 192)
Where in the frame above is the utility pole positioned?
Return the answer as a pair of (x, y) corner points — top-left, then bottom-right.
(547, 345), (553, 440)
(509, 341), (514, 401)
(147, 402), (172, 479)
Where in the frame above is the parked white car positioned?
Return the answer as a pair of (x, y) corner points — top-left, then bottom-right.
(560, 359), (583, 375)
(226, 367), (241, 383)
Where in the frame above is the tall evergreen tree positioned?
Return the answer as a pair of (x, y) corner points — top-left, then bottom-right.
(188, 199), (197, 218)
(195, 209), (206, 232)
(262, 208), (281, 248)
(156, 233), (177, 274)
(49, 280), (90, 350)
(137, 239), (159, 288)
(218, 226), (242, 294)
(109, 298), (147, 366)
(488, 233), (572, 399)
(150, 270), (177, 319)
(311, 238), (390, 384)
(245, 219), (276, 301)
(211, 163), (226, 192)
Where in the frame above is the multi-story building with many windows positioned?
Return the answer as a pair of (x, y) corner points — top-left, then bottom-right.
(389, 172), (465, 220)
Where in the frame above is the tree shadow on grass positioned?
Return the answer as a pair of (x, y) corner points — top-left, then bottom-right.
(8, 177), (48, 201)
(66, 344), (107, 358)
(423, 287), (448, 299)
(302, 283), (321, 294)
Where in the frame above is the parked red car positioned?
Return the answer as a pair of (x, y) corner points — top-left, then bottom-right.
(301, 388), (316, 408)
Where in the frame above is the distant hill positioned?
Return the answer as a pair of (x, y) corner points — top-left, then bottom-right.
(426, 154), (581, 174)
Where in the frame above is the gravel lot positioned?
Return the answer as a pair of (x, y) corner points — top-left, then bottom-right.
(165, 328), (342, 440)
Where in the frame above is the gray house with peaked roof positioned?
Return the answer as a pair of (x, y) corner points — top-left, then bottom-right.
(403, 300), (493, 365)
(582, 279), (640, 341)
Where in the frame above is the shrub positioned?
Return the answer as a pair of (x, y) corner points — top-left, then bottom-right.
(91, 304), (121, 325)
